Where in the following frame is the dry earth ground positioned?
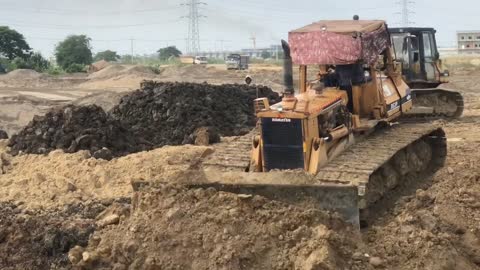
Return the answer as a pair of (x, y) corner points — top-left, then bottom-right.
(0, 63), (478, 269)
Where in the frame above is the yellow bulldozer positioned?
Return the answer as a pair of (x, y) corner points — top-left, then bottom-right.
(389, 27), (463, 118)
(200, 19), (461, 226)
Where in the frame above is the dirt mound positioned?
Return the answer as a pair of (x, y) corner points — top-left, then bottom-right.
(160, 64), (211, 78)
(88, 65), (127, 79)
(78, 65), (157, 91)
(111, 81), (281, 146)
(0, 144), (211, 210)
(364, 140), (480, 269)
(125, 65), (156, 75)
(3, 69), (43, 80)
(0, 95), (63, 137)
(88, 65), (155, 80)
(73, 91), (128, 111)
(0, 69), (48, 88)
(71, 185), (364, 270)
(0, 200), (110, 270)
(7, 81), (278, 158)
(8, 105), (141, 159)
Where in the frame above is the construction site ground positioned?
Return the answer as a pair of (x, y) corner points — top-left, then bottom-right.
(0, 62), (479, 269)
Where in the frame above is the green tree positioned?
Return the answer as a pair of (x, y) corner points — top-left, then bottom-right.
(65, 63), (86, 73)
(94, 50), (120, 62)
(157, 46), (182, 61)
(11, 52), (50, 72)
(29, 52), (50, 72)
(261, 51), (272, 59)
(0, 26), (31, 60)
(55, 35), (93, 71)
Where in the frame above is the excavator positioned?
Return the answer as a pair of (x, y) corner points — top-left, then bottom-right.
(198, 19), (461, 226)
(389, 27), (464, 118)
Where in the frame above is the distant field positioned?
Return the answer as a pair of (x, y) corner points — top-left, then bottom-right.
(443, 54), (480, 71)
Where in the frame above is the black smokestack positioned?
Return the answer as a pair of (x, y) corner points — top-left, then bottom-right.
(281, 40), (294, 95)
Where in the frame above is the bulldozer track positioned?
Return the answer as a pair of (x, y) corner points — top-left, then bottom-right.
(314, 123), (446, 187)
(203, 123), (446, 211)
(407, 88), (464, 119)
(205, 123), (445, 178)
(202, 131), (256, 171)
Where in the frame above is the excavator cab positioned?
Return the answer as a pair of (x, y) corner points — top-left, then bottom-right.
(389, 27), (449, 88)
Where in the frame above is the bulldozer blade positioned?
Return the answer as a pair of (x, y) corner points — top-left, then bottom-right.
(187, 172), (360, 227)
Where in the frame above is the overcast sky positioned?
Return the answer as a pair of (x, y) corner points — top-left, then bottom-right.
(0, 0), (478, 57)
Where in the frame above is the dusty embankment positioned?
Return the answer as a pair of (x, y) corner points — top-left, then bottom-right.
(0, 65), (478, 269)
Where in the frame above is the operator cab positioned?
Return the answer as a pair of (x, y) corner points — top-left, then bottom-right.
(389, 27), (447, 88)
(251, 20), (413, 173)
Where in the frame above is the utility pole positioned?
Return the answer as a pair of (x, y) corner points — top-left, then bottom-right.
(181, 0), (206, 55)
(130, 38), (134, 64)
(397, 0), (414, 26)
(250, 34), (257, 49)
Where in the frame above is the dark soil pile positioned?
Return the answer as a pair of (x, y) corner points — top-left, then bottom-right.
(0, 201), (110, 270)
(111, 81), (281, 146)
(71, 185), (364, 270)
(8, 105), (141, 159)
(0, 130), (7, 139)
(8, 82), (280, 158)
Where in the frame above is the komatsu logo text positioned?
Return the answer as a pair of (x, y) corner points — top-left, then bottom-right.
(272, 118), (291, 123)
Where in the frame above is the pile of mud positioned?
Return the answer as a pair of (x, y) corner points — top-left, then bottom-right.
(8, 81), (280, 157)
(8, 105), (141, 159)
(0, 201), (111, 270)
(71, 185), (365, 270)
(111, 81), (281, 146)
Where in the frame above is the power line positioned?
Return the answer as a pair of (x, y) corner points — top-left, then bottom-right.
(0, 5), (181, 16)
(0, 18), (180, 30)
(25, 35), (186, 43)
(181, 0), (206, 55)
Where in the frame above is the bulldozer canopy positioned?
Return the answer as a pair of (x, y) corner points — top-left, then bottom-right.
(289, 20), (390, 65)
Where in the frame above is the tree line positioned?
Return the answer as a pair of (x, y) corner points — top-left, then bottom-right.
(0, 26), (184, 74)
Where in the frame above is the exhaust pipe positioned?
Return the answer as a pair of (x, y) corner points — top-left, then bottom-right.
(281, 40), (294, 95)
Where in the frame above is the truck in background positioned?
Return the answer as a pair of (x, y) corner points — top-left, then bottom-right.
(226, 54), (249, 70)
(194, 56), (208, 65)
(179, 56), (195, 64)
(179, 56), (208, 65)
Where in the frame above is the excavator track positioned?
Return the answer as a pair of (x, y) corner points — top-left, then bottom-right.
(407, 88), (464, 119)
(200, 123), (446, 226)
